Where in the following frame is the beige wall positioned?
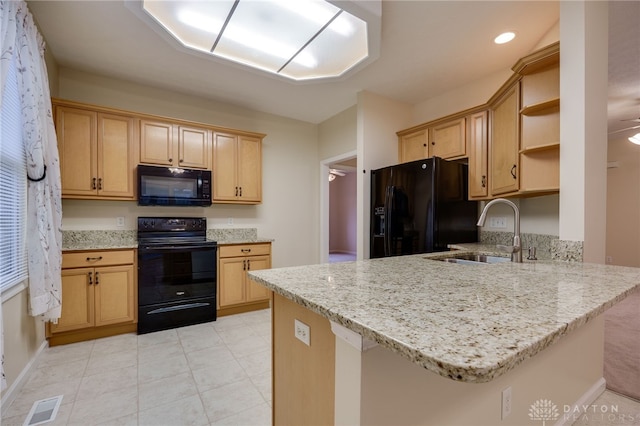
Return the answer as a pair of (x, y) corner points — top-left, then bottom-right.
(1, 286), (46, 404)
(57, 68), (320, 269)
(318, 105), (357, 161)
(606, 137), (640, 267)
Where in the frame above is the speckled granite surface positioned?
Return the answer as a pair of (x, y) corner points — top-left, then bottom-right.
(248, 251), (640, 383)
(63, 230), (137, 250)
(63, 228), (271, 250)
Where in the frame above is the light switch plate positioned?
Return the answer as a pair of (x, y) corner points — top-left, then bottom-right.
(116, 216), (125, 227)
(489, 216), (507, 229)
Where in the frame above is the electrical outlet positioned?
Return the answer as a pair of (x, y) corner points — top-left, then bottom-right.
(501, 386), (512, 419)
(227, 217), (234, 225)
(294, 319), (310, 346)
(606, 256), (613, 264)
(489, 216), (507, 229)
(116, 216), (125, 227)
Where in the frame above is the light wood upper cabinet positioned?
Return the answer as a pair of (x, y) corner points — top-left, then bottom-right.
(429, 117), (466, 159)
(139, 120), (210, 170)
(213, 132), (262, 204)
(398, 129), (428, 163)
(489, 81), (520, 196)
(468, 111), (489, 199)
(55, 104), (136, 200)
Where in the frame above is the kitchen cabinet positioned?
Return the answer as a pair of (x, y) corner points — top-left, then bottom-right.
(397, 117), (466, 164)
(489, 80), (520, 196)
(429, 117), (466, 159)
(515, 42), (560, 195)
(54, 103), (136, 200)
(467, 110), (489, 199)
(47, 249), (137, 346)
(139, 119), (211, 170)
(213, 132), (262, 204)
(217, 243), (271, 316)
(398, 129), (428, 163)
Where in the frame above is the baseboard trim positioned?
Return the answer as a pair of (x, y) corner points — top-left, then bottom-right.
(0, 339), (48, 416)
(554, 377), (606, 426)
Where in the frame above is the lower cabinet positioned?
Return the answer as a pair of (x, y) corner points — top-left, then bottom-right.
(47, 249), (137, 346)
(218, 242), (271, 316)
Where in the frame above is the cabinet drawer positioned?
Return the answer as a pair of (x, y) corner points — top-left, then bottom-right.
(62, 250), (135, 269)
(219, 243), (271, 258)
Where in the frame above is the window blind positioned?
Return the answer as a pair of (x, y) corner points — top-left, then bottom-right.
(0, 57), (28, 293)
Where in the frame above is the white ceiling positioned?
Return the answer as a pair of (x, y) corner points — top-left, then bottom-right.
(26, 1), (639, 134)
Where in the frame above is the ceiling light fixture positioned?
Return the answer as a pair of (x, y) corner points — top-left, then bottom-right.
(141, 0), (372, 81)
(629, 133), (640, 145)
(494, 31), (516, 44)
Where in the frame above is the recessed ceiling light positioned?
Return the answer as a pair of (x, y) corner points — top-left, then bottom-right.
(494, 31), (516, 45)
(141, 0), (372, 81)
(628, 133), (640, 145)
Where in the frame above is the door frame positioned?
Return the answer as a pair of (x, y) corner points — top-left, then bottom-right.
(320, 150), (357, 264)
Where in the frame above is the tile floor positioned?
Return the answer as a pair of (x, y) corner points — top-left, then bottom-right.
(2, 309), (272, 426)
(3, 306), (640, 426)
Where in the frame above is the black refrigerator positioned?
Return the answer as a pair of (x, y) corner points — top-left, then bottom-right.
(370, 157), (478, 258)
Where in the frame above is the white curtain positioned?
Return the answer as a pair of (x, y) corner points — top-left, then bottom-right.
(0, 0), (62, 388)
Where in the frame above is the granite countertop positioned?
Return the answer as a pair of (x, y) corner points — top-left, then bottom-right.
(248, 249), (640, 384)
(62, 228), (272, 251)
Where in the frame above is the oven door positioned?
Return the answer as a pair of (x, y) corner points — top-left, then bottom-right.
(138, 245), (217, 306)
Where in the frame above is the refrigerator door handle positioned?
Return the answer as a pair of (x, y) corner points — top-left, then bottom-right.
(384, 186), (394, 256)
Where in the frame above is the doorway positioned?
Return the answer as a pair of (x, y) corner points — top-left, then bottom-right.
(320, 151), (357, 263)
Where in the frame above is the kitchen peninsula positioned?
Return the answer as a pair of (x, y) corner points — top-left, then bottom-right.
(249, 251), (640, 425)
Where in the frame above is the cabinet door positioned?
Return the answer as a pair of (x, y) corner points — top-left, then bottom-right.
(468, 111), (488, 199)
(213, 132), (238, 201)
(56, 106), (98, 196)
(237, 136), (262, 202)
(140, 119), (174, 166)
(50, 268), (95, 333)
(179, 125), (210, 170)
(94, 265), (136, 327)
(399, 130), (428, 163)
(97, 113), (136, 198)
(430, 118), (466, 159)
(218, 257), (247, 307)
(246, 255), (271, 302)
(490, 82), (520, 196)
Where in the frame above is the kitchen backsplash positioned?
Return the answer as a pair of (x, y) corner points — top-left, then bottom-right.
(479, 231), (584, 262)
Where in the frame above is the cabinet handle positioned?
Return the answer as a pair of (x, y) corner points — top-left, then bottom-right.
(481, 175), (486, 188)
(242, 259), (247, 271)
(239, 187), (242, 197)
(235, 186), (239, 196)
(88, 272), (93, 285)
(97, 178), (102, 190)
(168, 157), (173, 163)
(247, 260), (251, 271)
(94, 272), (100, 285)
(86, 256), (103, 262)
(179, 159), (184, 163)
(92, 177), (97, 190)
(241, 248), (251, 253)
(431, 141), (435, 146)
(510, 164), (517, 179)
(423, 143), (427, 147)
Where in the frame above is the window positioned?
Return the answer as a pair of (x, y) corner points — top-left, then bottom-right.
(0, 57), (27, 293)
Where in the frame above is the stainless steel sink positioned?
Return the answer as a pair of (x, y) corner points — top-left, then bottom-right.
(431, 253), (511, 265)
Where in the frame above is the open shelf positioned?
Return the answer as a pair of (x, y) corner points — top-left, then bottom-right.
(520, 98), (559, 115)
(520, 142), (559, 155)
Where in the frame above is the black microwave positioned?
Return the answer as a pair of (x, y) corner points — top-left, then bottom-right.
(137, 165), (212, 206)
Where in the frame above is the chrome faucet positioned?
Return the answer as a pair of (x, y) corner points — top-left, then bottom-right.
(477, 198), (522, 263)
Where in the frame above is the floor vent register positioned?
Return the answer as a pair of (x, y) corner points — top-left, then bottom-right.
(23, 395), (63, 426)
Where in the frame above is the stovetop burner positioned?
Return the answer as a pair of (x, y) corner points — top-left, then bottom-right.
(137, 217), (216, 247)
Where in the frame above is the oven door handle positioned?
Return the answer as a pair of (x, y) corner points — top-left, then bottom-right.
(138, 244), (217, 252)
